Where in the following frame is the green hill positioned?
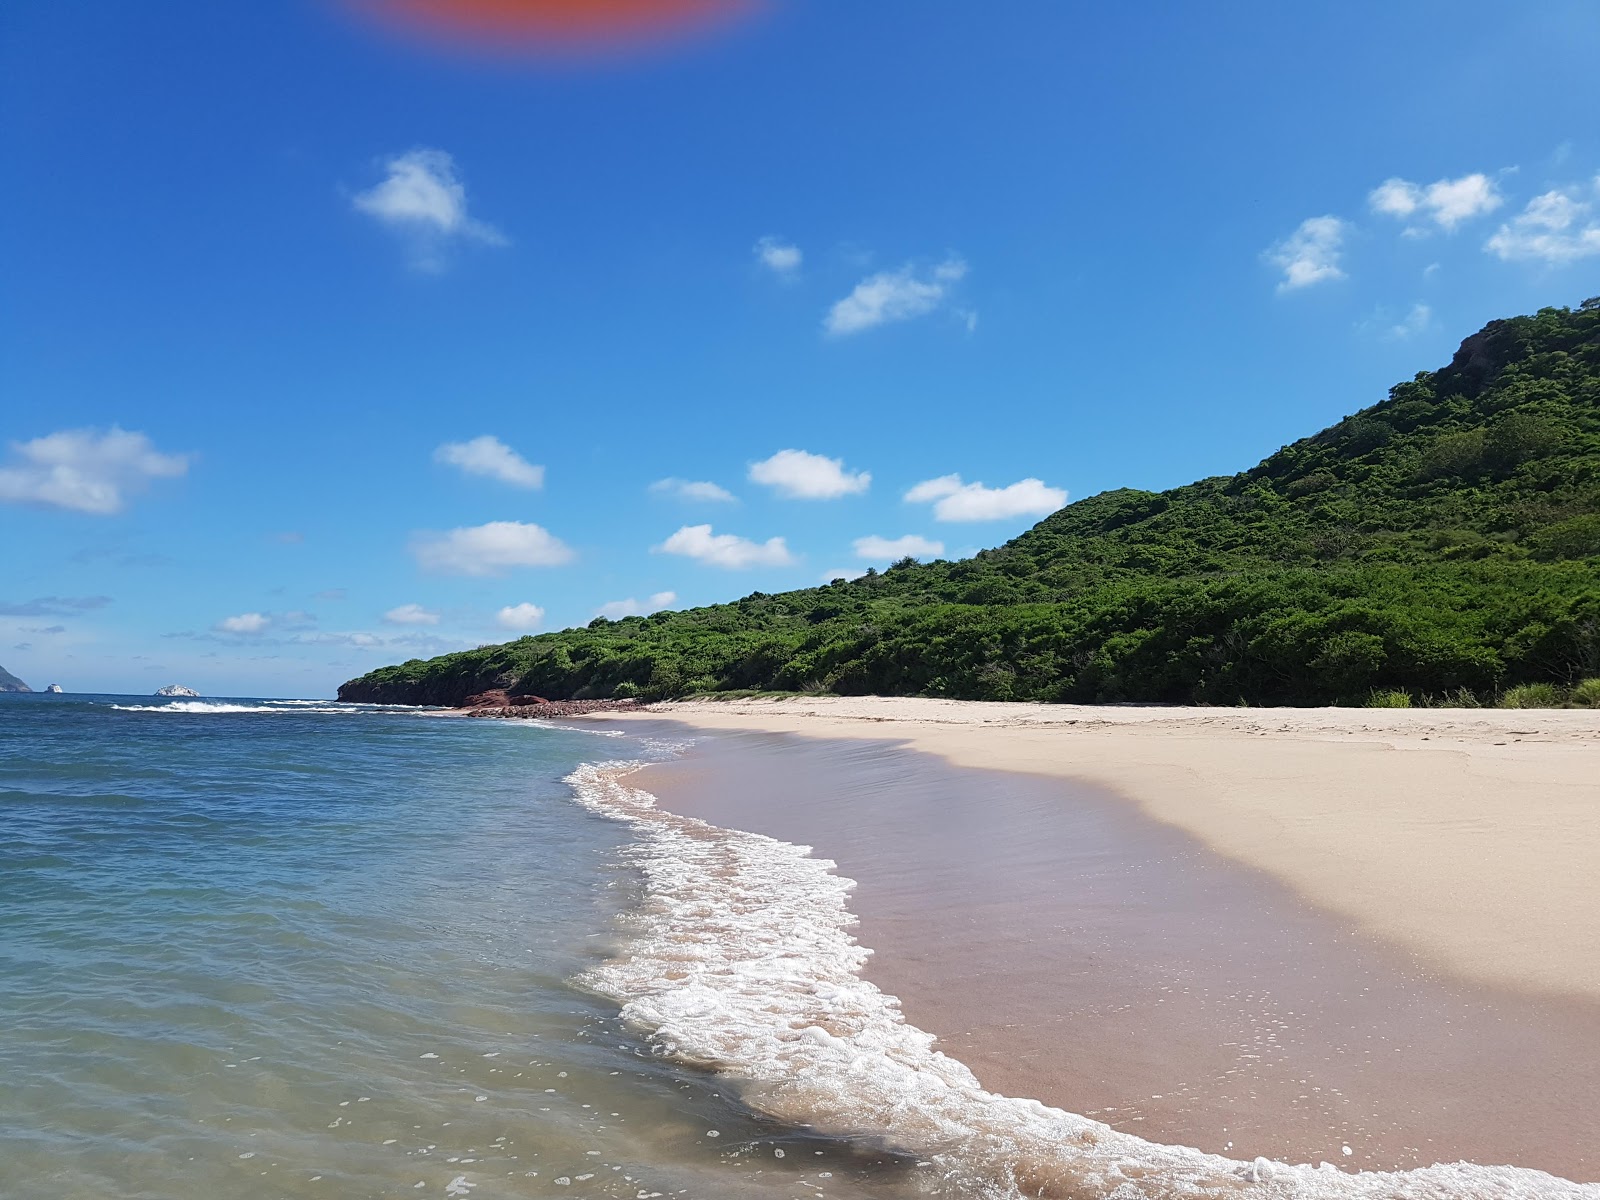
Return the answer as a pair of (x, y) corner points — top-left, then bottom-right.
(341, 301), (1600, 709)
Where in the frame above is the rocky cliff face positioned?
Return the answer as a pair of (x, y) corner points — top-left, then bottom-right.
(0, 664), (33, 693)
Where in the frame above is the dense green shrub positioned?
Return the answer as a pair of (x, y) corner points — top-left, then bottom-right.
(1499, 682), (1564, 709)
(1363, 689), (1413, 709)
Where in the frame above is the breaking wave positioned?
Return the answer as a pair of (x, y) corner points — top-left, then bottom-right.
(111, 700), (374, 715)
(568, 760), (1598, 1200)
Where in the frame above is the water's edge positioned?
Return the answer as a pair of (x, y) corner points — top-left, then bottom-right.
(566, 757), (1599, 1200)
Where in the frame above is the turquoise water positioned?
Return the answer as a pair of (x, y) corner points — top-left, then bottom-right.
(0, 695), (906, 1200)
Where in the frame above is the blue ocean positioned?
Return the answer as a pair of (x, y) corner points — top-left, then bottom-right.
(0, 695), (905, 1200)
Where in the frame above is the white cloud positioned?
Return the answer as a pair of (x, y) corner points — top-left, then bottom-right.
(1484, 179), (1600, 265)
(853, 534), (945, 562)
(352, 148), (507, 270)
(384, 603), (440, 626)
(649, 477), (737, 503)
(434, 436), (543, 489)
(655, 525), (794, 569)
(824, 257), (968, 336)
(496, 602), (546, 632)
(905, 474), (1067, 522)
(748, 449), (870, 499)
(595, 591), (677, 620)
(1369, 172), (1503, 231)
(0, 426), (188, 515)
(755, 236), (802, 276)
(215, 612), (270, 635)
(1266, 217), (1347, 291)
(1388, 303), (1432, 341)
(411, 521), (574, 576)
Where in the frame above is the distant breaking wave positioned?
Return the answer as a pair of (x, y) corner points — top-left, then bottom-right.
(568, 760), (1599, 1200)
(110, 700), (377, 715)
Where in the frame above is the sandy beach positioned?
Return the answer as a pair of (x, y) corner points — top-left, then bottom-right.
(579, 698), (1600, 1180)
(615, 697), (1600, 1002)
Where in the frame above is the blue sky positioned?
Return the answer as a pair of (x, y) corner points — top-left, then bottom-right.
(3, 0), (1599, 697)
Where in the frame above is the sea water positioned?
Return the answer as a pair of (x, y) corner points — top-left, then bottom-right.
(2, 695), (1594, 1200)
(0, 696), (908, 1200)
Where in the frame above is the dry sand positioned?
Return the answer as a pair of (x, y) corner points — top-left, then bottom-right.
(612, 697), (1600, 1002)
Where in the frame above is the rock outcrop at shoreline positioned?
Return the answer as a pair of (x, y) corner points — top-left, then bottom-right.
(463, 696), (648, 720)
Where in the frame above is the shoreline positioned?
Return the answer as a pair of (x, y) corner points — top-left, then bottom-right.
(570, 719), (1600, 1188)
(598, 697), (1600, 1003)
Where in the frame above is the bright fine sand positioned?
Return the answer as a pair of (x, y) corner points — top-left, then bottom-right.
(626, 698), (1600, 1000)
(603, 698), (1600, 1179)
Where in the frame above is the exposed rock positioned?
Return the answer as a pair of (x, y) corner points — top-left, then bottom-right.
(467, 698), (647, 720)
(0, 663), (32, 693)
(460, 689), (551, 709)
(154, 684), (201, 697)
(45, 684), (64, 693)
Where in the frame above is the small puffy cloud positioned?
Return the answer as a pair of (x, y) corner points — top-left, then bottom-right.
(497, 602), (546, 631)
(384, 603), (440, 626)
(434, 436), (544, 489)
(0, 596), (111, 617)
(655, 524), (795, 569)
(853, 534), (945, 562)
(411, 521), (574, 576)
(596, 591), (677, 620)
(1266, 217), (1347, 291)
(352, 148), (507, 271)
(1369, 172), (1503, 231)
(824, 257), (968, 336)
(755, 236), (802, 276)
(906, 474), (1067, 522)
(749, 449), (870, 499)
(1388, 303), (1432, 341)
(650, 477), (737, 503)
(0, 426), (188, 515)
(1484, 179), (1600, 265)
(215, 612), (271, 635)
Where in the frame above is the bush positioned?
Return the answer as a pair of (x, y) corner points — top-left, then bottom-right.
(1419, 430), (1485, 480)
(1423, 687), (1483, 708)
(1363, 689), (1413, 708)
(1498, 682), (1564, 709)
(1484, 412), (1561, 473)
(1526, 514), (1600, 561)
(1569, 678), (1600, 708)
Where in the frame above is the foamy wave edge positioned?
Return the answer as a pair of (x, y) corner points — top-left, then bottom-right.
(567, 761), (1596, 1200)
(110, 701), (369, 714)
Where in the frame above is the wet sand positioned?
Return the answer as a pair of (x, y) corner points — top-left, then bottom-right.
(616, 698), (1600, 1001)
(610, 720), (1600, 1182)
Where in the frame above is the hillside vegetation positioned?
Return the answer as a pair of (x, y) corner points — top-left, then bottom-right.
(342, 301), (1600, 709)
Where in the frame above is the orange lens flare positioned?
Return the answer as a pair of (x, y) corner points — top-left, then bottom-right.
(353, 0), (751, 51)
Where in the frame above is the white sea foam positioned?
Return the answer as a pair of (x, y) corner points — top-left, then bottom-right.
(111, 701), (367, 714)
(569, 761), (1599, 1200)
